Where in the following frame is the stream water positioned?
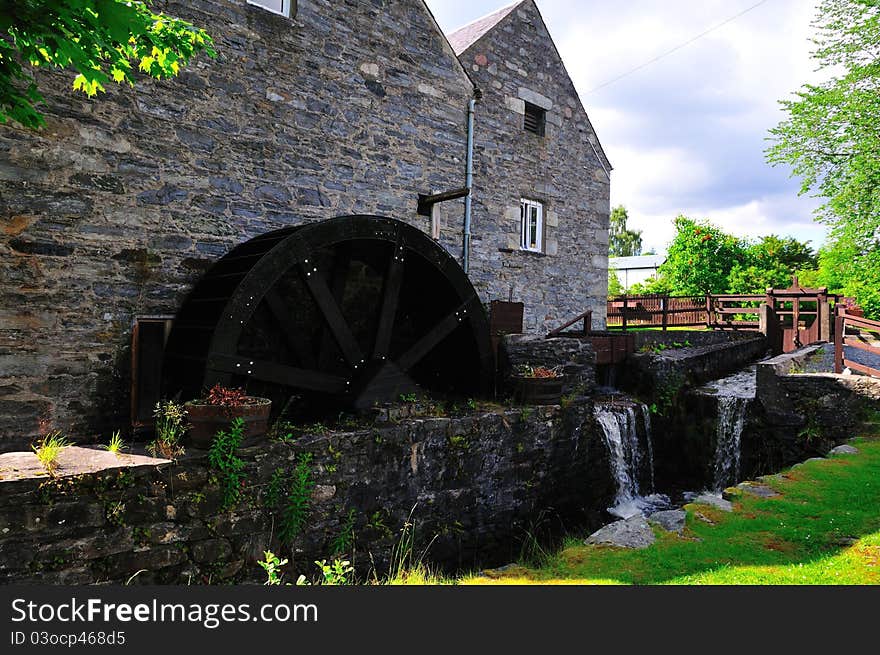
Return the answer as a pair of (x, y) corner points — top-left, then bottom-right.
(593, 400), (670, 519)
(698, 366), (756, 491)
(593, 364), (759, 520)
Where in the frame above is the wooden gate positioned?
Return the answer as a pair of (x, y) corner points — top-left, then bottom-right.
(763, 277), (832, 354)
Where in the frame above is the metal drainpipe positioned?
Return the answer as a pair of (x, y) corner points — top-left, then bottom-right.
(463, 96), (476, 274)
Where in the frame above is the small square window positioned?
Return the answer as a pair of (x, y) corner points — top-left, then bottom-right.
(523, 102), (546, 136)
(247, 0), (294, 17)
(520, 199), (544, 252)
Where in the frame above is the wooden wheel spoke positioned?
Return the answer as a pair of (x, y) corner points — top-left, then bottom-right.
(373, 236), (406, 360)
(396, 300), (473, 372)
(208, 353), (348, 394)
(264, 289), (317, 369)
(318, 245), (352, 370)
(300, 261), (365, 369)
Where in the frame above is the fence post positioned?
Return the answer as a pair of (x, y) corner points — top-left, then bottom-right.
(705, 294), (713, 329)
(622, 295), (628, 332)
(819, 293), (831, 342)
(661, 296), (668, 331)
(834, 312), (844, 374)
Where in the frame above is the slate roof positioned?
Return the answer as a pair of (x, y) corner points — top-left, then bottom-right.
(446, 1), (524, 55)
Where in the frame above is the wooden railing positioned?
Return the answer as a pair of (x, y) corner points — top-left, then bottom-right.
(607, 294), (764, 331)
(835, 309), (880, 377)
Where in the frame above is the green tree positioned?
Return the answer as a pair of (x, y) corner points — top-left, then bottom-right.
(766, 0), (879, 318)
(608, 267), (624, 297)
(609, 205), (643, 257)
(800, 240), (880, 318)
(651, 216), (746, 295)
(1, 0), (215, 129)
(727, 235), (817, 293)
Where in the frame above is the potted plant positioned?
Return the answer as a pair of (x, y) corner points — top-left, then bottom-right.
(511, 364), (565, 405)
(184, 384), (272, 448)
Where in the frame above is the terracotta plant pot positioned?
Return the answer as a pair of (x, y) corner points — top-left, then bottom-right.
(513, 376), (565, 405)
(184, 397), (272, 449)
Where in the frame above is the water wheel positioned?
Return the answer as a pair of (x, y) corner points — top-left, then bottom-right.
(162, 215), (493, 418)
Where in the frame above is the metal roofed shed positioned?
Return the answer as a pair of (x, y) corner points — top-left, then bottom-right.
(609, 255), (666, 291)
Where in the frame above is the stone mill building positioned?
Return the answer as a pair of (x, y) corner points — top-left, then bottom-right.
(0, 0), (611, 449)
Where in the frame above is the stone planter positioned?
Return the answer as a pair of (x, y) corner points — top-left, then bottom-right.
(513, 376), (565, 405)
(184, 397), (272, 448)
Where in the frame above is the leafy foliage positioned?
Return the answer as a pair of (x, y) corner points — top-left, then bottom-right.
(608, 267), (624, 297)
(609, 205), (643, 257)
(800, 240), (880, 319)
(329, 508), (357, 557)
(315, 559), (354, 585)
(644, 216), (746, 295)
(204, 384), (249, 407)
(727, 235), (818, 294)
(277, 453), (315, 546)
(766, 0), (879, 318)
(208, 417), (246, 509)
(0, 0), (215, 129)
(632, 217), (816, 297)
(258, 550), (289, 586)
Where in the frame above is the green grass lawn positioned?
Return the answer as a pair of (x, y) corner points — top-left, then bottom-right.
(462, 432), (880, 585)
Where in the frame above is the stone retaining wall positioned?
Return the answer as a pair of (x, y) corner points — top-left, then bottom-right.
(664, 358), (880, 490)
(0, 402), (615, 584)
(619, 334), (768, 407)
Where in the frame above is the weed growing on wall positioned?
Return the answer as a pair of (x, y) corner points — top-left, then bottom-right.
(208, 418), (246, 509)
(650, 371), (687, 416)
(100, 431), (126, 455)
(31, 431), (70, 476)
(149, 401), (186, 459)
(330, 508), (357, 557)
(264, 467), (288, 509)
(278, 453), (315, 545)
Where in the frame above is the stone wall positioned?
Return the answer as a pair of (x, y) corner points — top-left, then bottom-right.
(456, 0), (611, 334)
(0, 403), (615, 584)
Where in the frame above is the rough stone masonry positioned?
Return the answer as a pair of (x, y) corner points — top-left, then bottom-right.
(0, 0), (610, 448)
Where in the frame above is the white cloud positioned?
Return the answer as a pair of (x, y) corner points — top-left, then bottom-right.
(610, 145), (713, 209)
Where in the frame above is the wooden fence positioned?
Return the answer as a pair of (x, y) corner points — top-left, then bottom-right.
(835, 309), (880, 377)
(606, 294), (765, 331)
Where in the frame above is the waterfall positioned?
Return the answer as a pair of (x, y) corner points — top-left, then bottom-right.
(642, 409), (655, 493)
(593, 401), (667, 519)
(699, 365), (756, 492)
(711, 396), (750, 491)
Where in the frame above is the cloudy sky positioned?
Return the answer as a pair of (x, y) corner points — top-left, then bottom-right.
(426, 0), (828, 254)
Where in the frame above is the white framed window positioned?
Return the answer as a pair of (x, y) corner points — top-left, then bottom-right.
(520, 199), (544, 252)
(247, 0), (294, 17)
